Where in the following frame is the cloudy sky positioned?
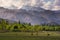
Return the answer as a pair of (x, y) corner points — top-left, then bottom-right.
(0, 0), (60, 10)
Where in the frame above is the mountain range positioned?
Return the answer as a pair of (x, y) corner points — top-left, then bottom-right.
(0, 6), (60, 25)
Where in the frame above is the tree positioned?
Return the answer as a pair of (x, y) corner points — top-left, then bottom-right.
(13, 26), (18, 32)
(19, 20), (20, 24)
(28, 23), (31, 26)
(1, 19), (6, 31)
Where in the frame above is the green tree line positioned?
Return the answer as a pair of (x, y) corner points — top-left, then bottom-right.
(0, 19), (60, 32)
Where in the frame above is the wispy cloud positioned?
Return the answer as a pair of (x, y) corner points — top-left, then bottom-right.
(0, 0), (44, 9)
(42, 0), (60, 10)
(0, 0), (60, 10)
(52, 0), (60, 10)
(42, 1), (52, 10)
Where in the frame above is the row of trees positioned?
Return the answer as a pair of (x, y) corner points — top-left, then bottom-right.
(0, 19), (60, 32)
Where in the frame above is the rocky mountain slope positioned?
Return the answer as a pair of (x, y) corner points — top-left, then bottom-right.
(0, 6), (60, 25)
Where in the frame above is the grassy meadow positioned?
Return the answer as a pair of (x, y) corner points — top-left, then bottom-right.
(0, 31), (60, 40)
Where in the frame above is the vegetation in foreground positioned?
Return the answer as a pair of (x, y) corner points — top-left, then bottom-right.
(0, 32), (60, 40)
(0, 19), (60, 35)
(0, 36), (60, 40)
(0, 19), (60, 32)
(0, 19), (60, 40)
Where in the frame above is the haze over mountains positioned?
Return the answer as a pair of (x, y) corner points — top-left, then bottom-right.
(0, 6), (60, 25)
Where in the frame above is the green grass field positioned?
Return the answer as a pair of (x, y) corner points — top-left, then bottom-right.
(0, 31), (60, 40)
